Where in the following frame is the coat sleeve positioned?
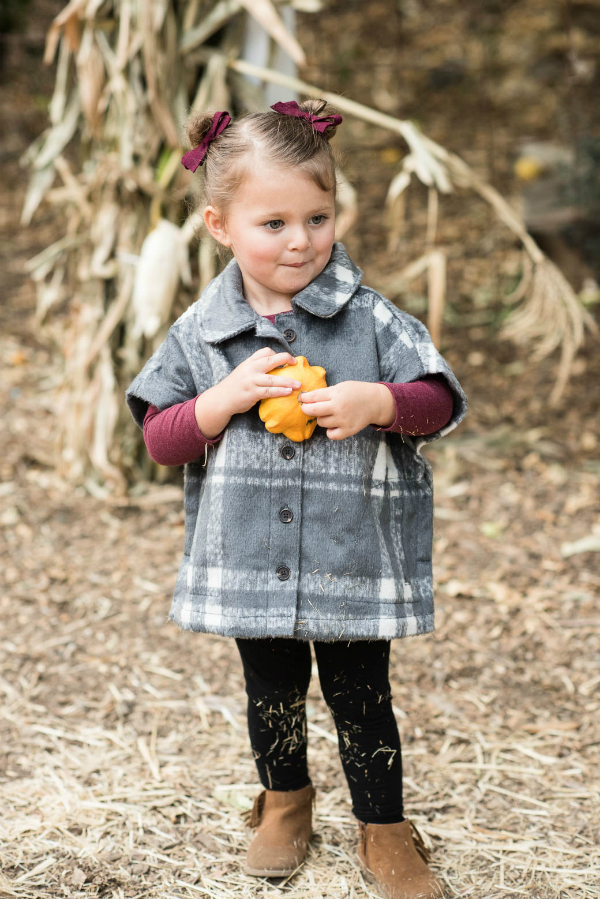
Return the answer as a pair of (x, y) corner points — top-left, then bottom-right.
(371, 292), (468, 449)
(125, 320), (213, 431)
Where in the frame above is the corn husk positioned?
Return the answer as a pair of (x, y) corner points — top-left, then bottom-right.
(237, 0), (306, 66)
(21, 1), (597, 494)
(131, 219), (192, 341)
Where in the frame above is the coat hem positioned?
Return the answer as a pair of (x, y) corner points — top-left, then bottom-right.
(166, 608), (435, 642)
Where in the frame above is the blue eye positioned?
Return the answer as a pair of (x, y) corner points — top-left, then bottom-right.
(262, 215), (329, 231)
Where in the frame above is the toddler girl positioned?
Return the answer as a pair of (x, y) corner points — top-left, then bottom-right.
(126, 99), (467, 899)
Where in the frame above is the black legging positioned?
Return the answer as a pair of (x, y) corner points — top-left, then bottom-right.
(235, 637), (404, 825)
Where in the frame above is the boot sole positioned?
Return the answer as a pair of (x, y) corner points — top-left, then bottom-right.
(245, 829), (312, 878)
(357, 853), (390, 899)
(356, 851), (446, 899)
(245, 856), (306, 877)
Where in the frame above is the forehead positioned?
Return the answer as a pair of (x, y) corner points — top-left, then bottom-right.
(233, 162), (334, 214)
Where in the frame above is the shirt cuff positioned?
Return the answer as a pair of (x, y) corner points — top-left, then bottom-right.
(369, 377), (454, 436)
(371, 382), (401, 432)
(143, 395), (224, 466)
(190, 395), (225, 444)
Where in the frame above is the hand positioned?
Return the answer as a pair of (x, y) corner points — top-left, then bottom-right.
(299, 381), (392, 440)
(219, 347), (303, 416)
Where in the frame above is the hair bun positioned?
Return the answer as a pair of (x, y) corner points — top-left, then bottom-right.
(297, 98), (341, 142)
(185, 111), (220, 151)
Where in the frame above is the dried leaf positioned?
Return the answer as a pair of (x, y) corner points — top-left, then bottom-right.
(44, 0), (86, 65)
(238, 0), (306, 67)
(20, 166), (57, 227)
(76, 24), (106, 133)
(180, 0), (242, 55)
(131, 220), (191, 340)
(33, 91), (81, 170)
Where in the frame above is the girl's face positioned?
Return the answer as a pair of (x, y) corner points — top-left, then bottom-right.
(204, 160), (336, 310)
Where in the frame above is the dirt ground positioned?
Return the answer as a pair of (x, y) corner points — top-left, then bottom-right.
(1, 2), (600, 898)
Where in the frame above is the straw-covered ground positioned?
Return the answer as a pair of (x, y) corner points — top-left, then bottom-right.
(2, 1), (600, 897)
(2, 322), (600, 899)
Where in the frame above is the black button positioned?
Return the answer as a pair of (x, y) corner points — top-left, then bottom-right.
(280, 507), (293, 523)
(276, 565), (291, 580)
(283, 328), (296, 342)
(281, 444), (295, 460)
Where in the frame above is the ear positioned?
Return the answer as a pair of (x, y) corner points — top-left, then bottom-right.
(203, 205), (232, 247)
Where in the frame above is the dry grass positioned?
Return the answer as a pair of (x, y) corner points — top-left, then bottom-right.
(1, 563), (598, 898)
(2, 328), (599, 897)
(4, 7), (600, 892)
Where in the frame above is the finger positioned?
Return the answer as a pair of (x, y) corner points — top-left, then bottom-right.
(300, 400), (330, 415)
(326, 427), (344, 440)
(253, 348), (295, 364)
(263, 352), (297, 371)
(316, 415), (337, 426)
(299, 388), (330, 402)
(260, 383), (295, 397)
(265, 371), (302, 389)
(259, 375), (301, 396)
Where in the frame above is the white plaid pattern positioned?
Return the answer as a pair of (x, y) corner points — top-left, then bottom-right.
(126, 242), (467, 642)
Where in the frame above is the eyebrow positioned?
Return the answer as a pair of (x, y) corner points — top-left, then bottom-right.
(256, 206), (334, 217)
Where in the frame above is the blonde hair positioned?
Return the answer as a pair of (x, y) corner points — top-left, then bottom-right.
(183, 99), (342, 261)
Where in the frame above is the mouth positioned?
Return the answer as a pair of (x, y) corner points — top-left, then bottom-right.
(284, 262), (308, 267)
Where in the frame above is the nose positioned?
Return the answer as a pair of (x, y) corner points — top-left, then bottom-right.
(286, 225), (310, 252)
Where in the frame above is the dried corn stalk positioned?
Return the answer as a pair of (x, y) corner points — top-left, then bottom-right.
(22, 1), (595, 495)
(21, 0), (333, 495)
(220, 54), (599, 404)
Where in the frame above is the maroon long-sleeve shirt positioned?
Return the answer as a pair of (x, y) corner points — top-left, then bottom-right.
(142, 310), (454, 466)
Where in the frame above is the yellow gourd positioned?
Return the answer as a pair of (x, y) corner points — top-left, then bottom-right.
(258, 355), (327, 442)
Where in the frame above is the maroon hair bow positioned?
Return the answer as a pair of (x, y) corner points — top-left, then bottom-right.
(270, 100), (342, 132)
(181, 111), (232, 172)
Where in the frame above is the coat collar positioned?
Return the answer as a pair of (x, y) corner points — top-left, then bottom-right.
(197, 241), (363, 345)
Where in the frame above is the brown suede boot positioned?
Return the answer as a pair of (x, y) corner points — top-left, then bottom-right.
(243, 784), (315, 877)
(356, 818), (445, 899)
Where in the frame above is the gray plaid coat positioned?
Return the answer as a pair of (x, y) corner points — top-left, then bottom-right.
(125, 241), (467, 642)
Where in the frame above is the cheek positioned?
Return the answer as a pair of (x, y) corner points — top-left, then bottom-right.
(315, 221), (336, 251)
(249, 233), (282, 263)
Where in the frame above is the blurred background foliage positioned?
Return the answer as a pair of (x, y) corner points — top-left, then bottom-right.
(12, 0), (600, 496)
